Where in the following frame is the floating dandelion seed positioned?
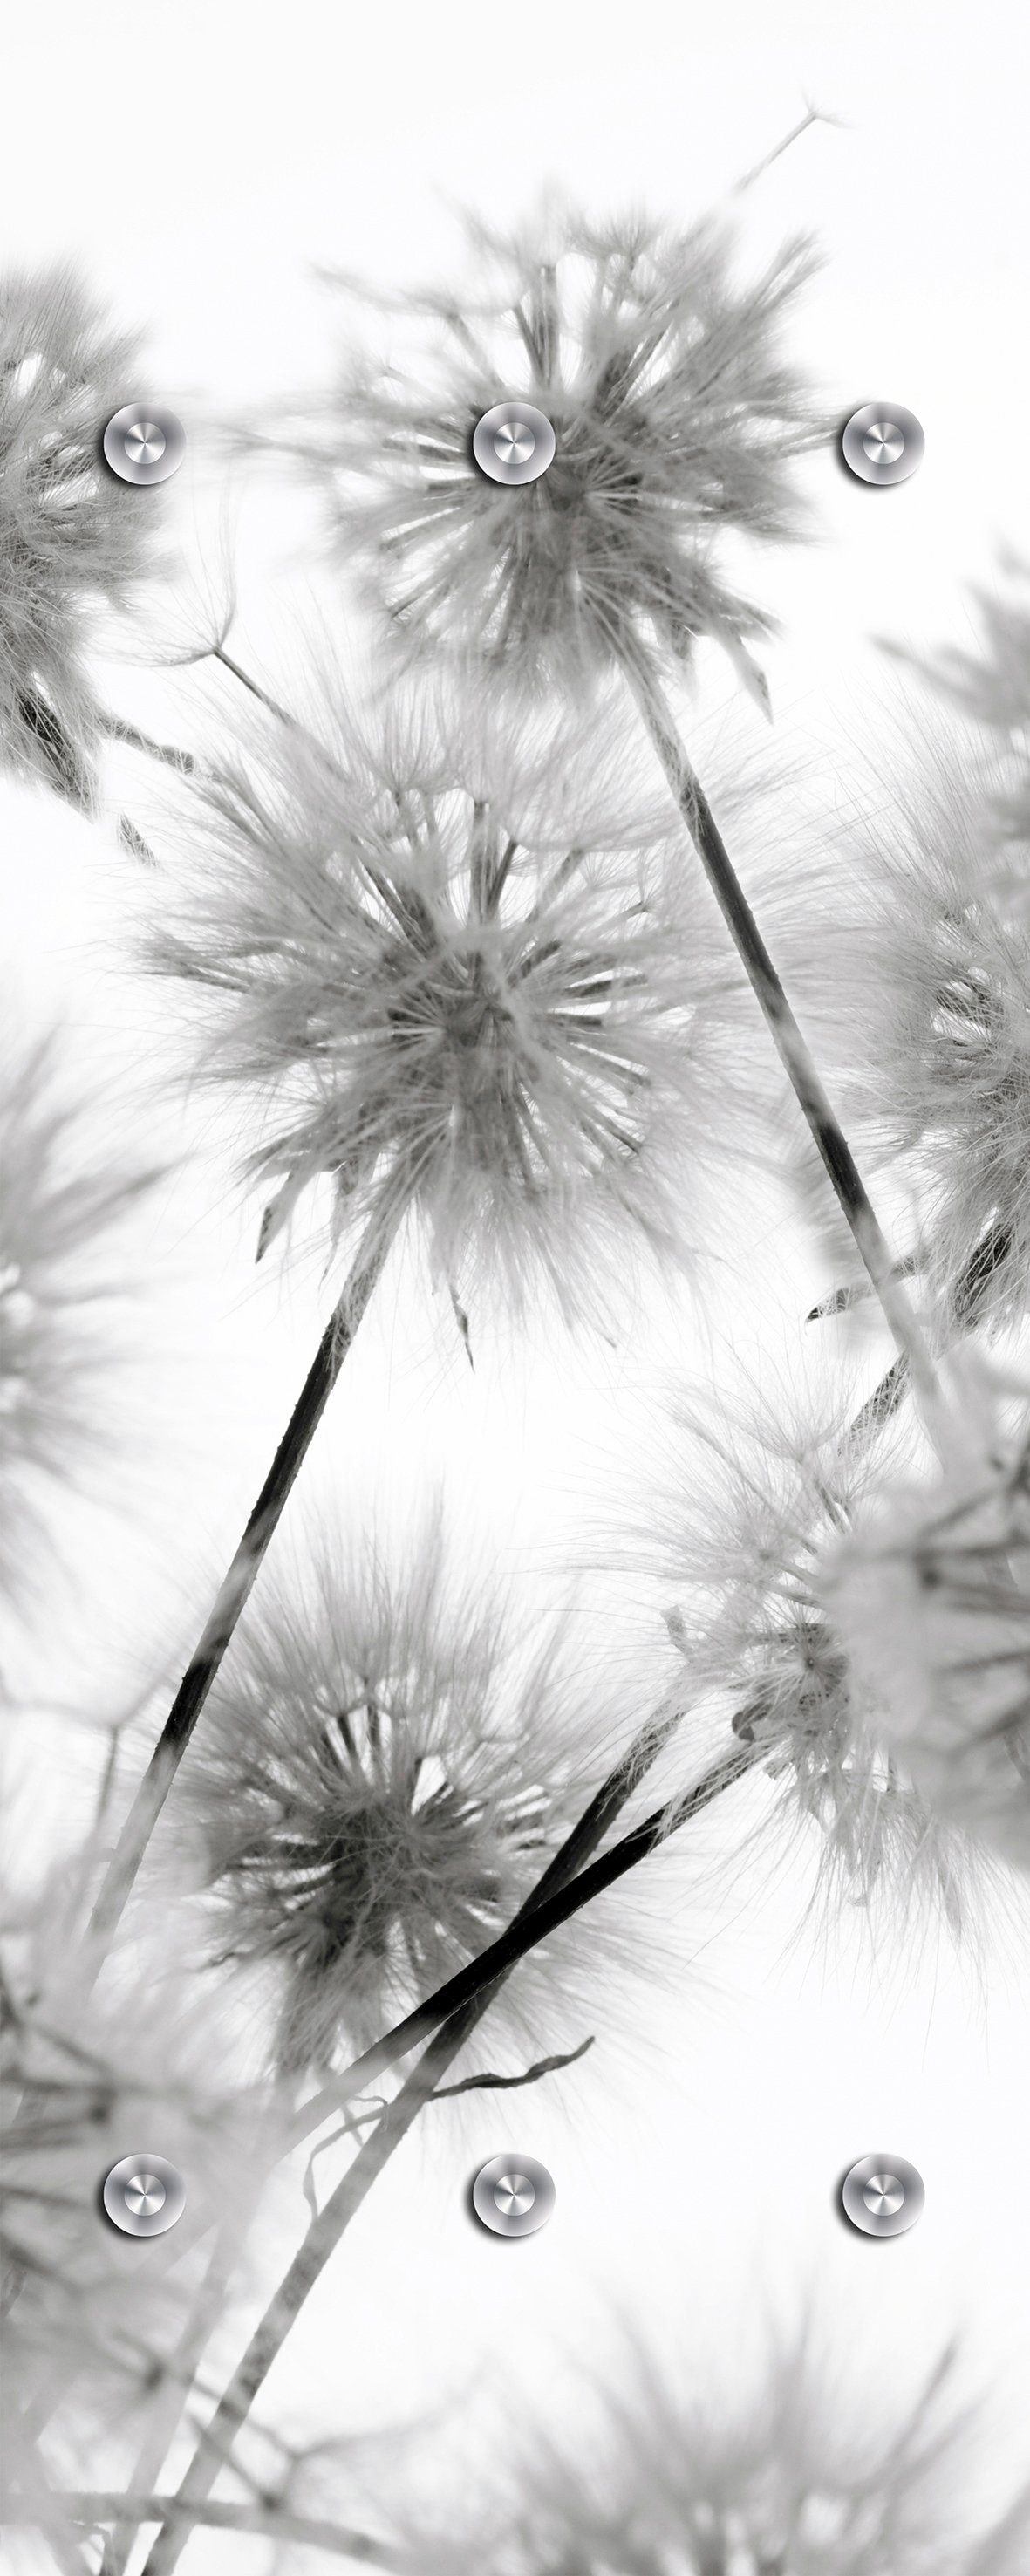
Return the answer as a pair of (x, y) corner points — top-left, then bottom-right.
(658, 1389), (973, 1930)
(822, 1364), (1030, 1873)
(181, 1532), (641, 2074)
(152, 690), (763, 1314)
(779, 725), (1030, 1336)
(0, 267), (155, 803)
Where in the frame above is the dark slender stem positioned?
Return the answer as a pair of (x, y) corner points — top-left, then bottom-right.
(144, 1718), (750, 2573)
(433, 2033), (594, 2096)
(620, 639), (938, 1408)
(120, 1707), (687, 2571)
(291, 1739), (758, 2142)
(88, 1217), (390, 1949)
(290, 1705), (686, 2144)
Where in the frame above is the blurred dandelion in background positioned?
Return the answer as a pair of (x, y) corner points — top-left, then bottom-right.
(823, 1359), (1030, 1874)
(775, 722), (1030, 1340)
(378, 2333), (1030, 2576)
(900, 560), (1030, 921)
(0, 268), (157, 807)
(0, 1008), (156, 1610)
(654, 1384), (977, 1934)
(1, 1875), (283, 2502)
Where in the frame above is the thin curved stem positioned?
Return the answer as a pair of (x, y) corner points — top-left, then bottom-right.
(88, 1214), (391, 1950)
(619, 638), (939, 1411)
(142, 1728), (757, 2573)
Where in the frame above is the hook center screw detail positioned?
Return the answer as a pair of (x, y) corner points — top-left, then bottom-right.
(473, 401), (556, 485)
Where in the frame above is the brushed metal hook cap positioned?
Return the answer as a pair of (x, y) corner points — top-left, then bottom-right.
(472, 2151), (556, 2235)
(103, 402), (186, 485)
(102, 2151), (187, 2236)
(842, 401), (924, 484)
(842, 2152), (924, 2235)
(473, 400), (556, 486)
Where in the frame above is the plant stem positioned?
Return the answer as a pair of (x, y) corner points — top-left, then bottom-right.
(32, 2497), (406, 2567)
(88, 1214), (391, 1950)
(211, 645), (300, 733)
(289, 1702), (686, 2148)
(290, 1737), (759, 2144)
(619, 638), (938, 1408)
(98, 2233), (237, 2576)
(731, 103), (838, 197)
(128, 1706), (688, 2570)
(140, 2024), (464, 2573)
(143, 1716), (748, 2572)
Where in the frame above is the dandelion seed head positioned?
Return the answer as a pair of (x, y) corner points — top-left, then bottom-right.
(822, 1362), (1030, 1873)
(152, 689), (767, 1315)
(267, 205), (822, 699)
(780, 722), (1030, 1335)
(656, 1384), (974, 1931)
(181, 1529), (643, 2074)
(399, 2333), (1023, 2575)
(0, 266), (155, 799)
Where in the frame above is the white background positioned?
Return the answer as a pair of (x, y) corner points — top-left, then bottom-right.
(3, 0), (1030, 2564)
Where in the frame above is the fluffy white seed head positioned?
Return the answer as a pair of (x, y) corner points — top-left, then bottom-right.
(777, 723), (1030, 1336)
(822, 1363), (1030, 1872)
(151, 690), (769, 1315)
(261, 204), (822, 700)
(0, 267), (154, 801)
(180, 1528), (649, 2075)
(656, 1385), (973, 1931)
